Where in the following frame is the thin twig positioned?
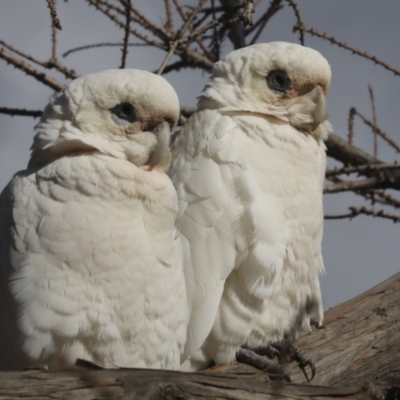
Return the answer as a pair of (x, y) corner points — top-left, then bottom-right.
(248, 0), (283, 45)
(211, 0), (220, 59)
(325, 163), (400, 178)
(0, 47), (63, 91)
(63, 42), (149, 58)
(128, 1), (169, 41)
(49, 0), (58, 60)
(120, 0), (131, 69)
(0, 39), (77, 79)
(324, 177), (378, 194)
(87, 0), (165, 49)
(355, 109), (400, 153)
(46, 59), (78, 79)
(357, 190), (400, 210)
(368, 84), (378, 158)
(157, 0), (207, 74)
(96, 0), (125, 15)
(158, 60), (187, 74)
(0, 107), (43, 118)
(46, 0), (62, 30)
(285, 0), (304, 45)
(294, 23), (400, 77)
(164, 0), (174, 33)
(372, 191), (400, 209)
(178, 1), (254, 47)
(347, 107), (356, 144)
(172, 0), (186, 21)
(325, 206), (400, 223)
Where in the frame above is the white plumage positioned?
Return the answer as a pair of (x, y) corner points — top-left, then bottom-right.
(0, 69), (187, 371)
(168, 42), (331, 370)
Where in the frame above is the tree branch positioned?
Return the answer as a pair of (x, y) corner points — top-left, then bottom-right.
(294, 23), (400, 77)
(0, 47), (63, 91)
(0, 107), (42, 118)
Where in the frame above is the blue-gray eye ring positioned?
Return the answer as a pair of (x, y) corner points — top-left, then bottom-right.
(266, 70), (291, 94)
(111, 102), (136, 126)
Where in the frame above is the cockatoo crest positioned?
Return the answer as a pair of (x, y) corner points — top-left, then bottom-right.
(199, 42), (331, 137)
(30, 69), (180, 169)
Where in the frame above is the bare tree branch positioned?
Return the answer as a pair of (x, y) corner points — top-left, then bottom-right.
(368, 84), (378, 157)
(0, 47), (63, 91)
(285, 0), (304, 45)
(294, 23), (400, 77)
(354, 109), (400, 153)
(248, 0), (283, 46)
(0, 107), (42, 118)
(46, 0), (62, 30)
(62, 42), (150, 58)
(0, 39), (77, 79)
(347, 107), (356, 144)
(324, 177), (379, 194)
(325, 206), (400, 223)
(157, 0), (208, 74)
(119, 0), (131, 69)
(325, 163), (400, 178)
(164, 0), (174, 33)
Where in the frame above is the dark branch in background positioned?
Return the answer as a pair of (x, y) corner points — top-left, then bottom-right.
(211, 0), (220, 59)
(363, 190), (400, 210)
(62, 42), (149, 58)
(0, 47), (63, 91)
(354, 108), (400, 153)
(285, 0), (304, 45)
(220, 0), (247, 50)
(87, 0), (165, 49)
(368, 85), (378, 157)
(326, 163), (400, 178)
(325, 206), (400, 223)
(325, 134), (400, 190)
(157, 0), (208, 74)
(0, 39), (77, 79)
(0, 107), (42, 118)
(294, 23), (400, 77)
(46, 0), (62, 30)
(119, 0), (131, 68)
(48, 0), (59, 60)
(163, 0), (173, 33)
(157, 0), (254, 74)
(347, 107), (355, 144)
(247, 0), (283, 46)
(326, 133), (380, 166)
(324, 177), (379, 194)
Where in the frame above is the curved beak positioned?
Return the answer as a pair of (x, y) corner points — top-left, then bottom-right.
(305, 85), (328, 132)
(147, 121), (171, 170)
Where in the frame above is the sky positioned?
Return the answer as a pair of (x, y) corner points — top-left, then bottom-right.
(0, 1), (399, 310)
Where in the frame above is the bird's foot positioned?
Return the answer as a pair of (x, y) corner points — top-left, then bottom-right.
(235, 347), (291, 382)
(245, 339), (316, 382)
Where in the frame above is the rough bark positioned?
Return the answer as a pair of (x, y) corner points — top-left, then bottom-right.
(1, 273), (399, 400)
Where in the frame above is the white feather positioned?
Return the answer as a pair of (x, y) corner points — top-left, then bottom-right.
(0, 69), (187, 371)
(169, 42), (331, 369)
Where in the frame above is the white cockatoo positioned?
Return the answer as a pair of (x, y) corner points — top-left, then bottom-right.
(0, 69), (188, 371)
(168, 42), (331, 373)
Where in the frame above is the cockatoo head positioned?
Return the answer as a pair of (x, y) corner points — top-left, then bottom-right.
(29, 69), (180, 170)
(198, 42), (332, 138)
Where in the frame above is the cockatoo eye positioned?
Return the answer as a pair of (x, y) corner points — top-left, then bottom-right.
(266, 70), (291, 94)
(111, 102), (136, 126)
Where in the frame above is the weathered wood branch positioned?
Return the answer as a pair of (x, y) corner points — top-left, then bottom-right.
(288, 272), (400, 388)
(1, 273), (399, 399)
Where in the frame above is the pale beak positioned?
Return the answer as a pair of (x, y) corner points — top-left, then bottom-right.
(147, 121), (171, 169)
(305, 85), (328, 132)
